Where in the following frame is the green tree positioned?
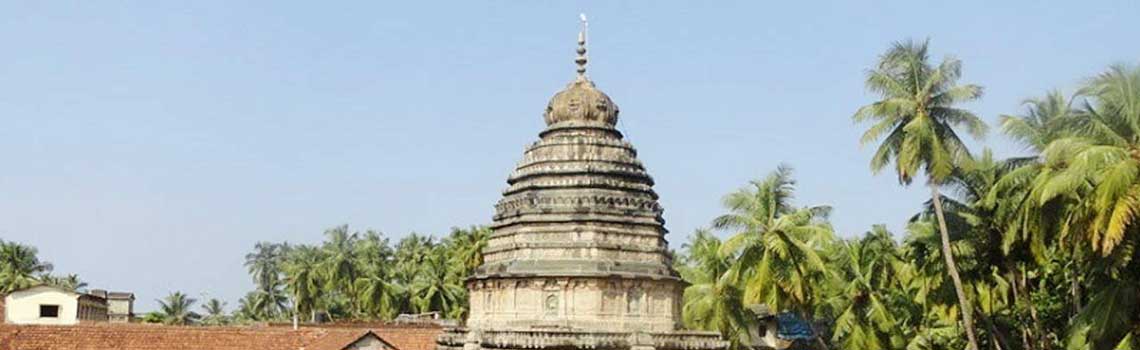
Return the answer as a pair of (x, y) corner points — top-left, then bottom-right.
(394, 233), (435, 283)
(677, 229), (748, 346)
(320, 225), (360, 316)
(826, 226), (907, 350)
(245, 242), (287, 291)
(283, 245), (325, 322)
(40, 274), (86, 292)
(1034, 65), (1140, 256)
(393, 233), (437, 314)
(157, 291), (200, 325)
(410, 246), (466, 319)
(201, 298), (229, 326)
(354, 264), (401, 320)
(243, 241), (289, 319)
(140, 311), (166, 324)
(0, 240), (54, 294)
(1026, 64), (1140, 350)
(853, 39), (987, 350)
(714, 165), (834, 315)
(445, 226), (490, 276)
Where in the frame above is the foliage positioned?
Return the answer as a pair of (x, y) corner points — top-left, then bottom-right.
(239, 225), (488, 322)
(854, 38), (988, 350)
(201, 298), (230, 326)
(157, 291), (200, 325)
(0, 240), (55, 294)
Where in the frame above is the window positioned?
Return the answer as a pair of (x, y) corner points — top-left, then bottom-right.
(40, 305), (60, 318)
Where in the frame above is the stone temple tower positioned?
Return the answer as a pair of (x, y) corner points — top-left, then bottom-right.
(438, 18), (727, 350)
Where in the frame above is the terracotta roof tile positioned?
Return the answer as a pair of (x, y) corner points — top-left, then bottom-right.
(0, 323), (442, 350)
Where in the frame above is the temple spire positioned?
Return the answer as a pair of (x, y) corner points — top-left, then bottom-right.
(575, 13), (588, 81)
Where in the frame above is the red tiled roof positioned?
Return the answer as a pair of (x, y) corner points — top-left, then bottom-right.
(303, 330), (371, 350)
(266, 322), (444, 350)
(372, 327), (442, 350)
(0, 323), (442, 350)
(304, 330), (403, 350)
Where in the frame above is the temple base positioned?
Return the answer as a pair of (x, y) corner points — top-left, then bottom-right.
(437, 328), (728, 350)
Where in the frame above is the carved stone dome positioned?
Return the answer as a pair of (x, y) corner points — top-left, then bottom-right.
(543, 78), (619, 126)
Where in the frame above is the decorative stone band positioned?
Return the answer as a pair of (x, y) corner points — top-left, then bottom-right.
(495, 194), (662, 214)
(537, 121), (623, 139)
(470, 260), (680, 281)
(503, 180), (656, 198)
(521, 137), (638, 156)
(437, 328), (728, 350)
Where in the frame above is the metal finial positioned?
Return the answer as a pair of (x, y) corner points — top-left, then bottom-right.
(575, 13), (588, 80)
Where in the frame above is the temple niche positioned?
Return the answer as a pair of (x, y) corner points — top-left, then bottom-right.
(437, 17), (727, 350)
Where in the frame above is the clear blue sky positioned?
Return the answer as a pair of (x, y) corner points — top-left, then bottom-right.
(2, 1), (1137, 312)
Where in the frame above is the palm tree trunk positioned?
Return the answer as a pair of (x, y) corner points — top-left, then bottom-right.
(1070, 262), (1081, 317)
(1021, 267), (1048, 350)
(930, 184), (981, 350)
(1009, 269), (1035, 350)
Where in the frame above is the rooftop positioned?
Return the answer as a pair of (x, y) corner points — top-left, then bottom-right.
(0, 323), (442, 350)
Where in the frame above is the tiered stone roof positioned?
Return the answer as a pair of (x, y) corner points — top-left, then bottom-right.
(473, 39), (677, 284)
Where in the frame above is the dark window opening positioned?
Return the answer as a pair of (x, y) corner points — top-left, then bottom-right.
(40, 305), (60, 318)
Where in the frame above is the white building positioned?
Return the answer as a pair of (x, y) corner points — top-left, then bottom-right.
(3, 285), (109, 325)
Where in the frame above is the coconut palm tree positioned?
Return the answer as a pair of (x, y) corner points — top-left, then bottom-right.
(40, 274), (87, 292)
(201, 298), (229, 326)
(987, 91), (1077, 265)
(678, 229), (748, 346)
(1034, 65), (1140, 257)
(410, 247), (466, 319)
(394, 233), (435, 283)
(354, 265), (402, 320)
(245, 242), (287, 292)
(853, 39), (987, 350)
(157, 291), (200, 325)
(446, 226), (490, 275)
(714, 165), (834, 314)
(999, 91), (1077, 153)
(1026, 64), (1140, 350)
(283, 245), (325, 322)
(353, 231), (394, 277)
(321, 225), (360, 314)
(0, 240), (53, 294)
(827, 226), (907, 350)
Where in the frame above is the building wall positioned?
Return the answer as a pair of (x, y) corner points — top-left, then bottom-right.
(466, 277), (682, 332)
(107, 298), (132, 323)
(77, 295), (109, 323)
(107, 299), (130, 315)
(4, 287), (80, 325)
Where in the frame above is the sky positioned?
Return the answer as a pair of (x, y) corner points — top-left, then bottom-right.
(1, 1), (1138, 312)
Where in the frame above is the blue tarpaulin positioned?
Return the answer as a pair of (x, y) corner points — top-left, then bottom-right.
(776, 312), (815, 340)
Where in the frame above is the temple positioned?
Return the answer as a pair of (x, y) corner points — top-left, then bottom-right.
(437, 17), (728, 350)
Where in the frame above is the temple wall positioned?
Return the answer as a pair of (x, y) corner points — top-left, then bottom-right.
(466, 277), (682, 333)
